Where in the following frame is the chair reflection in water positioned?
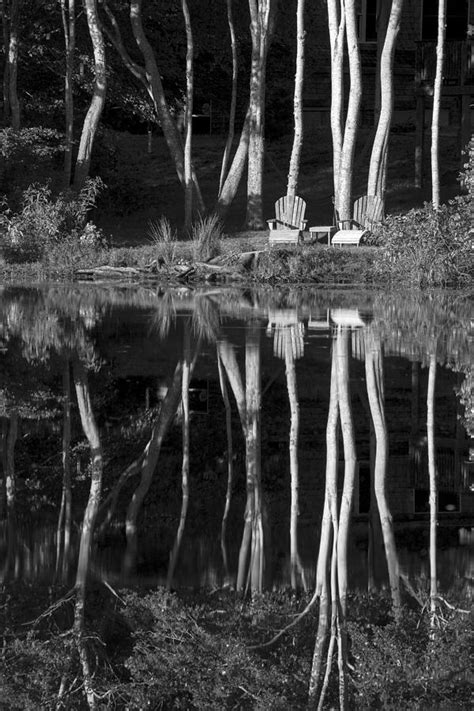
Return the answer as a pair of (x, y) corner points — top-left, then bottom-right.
(266, 308), (305, 360)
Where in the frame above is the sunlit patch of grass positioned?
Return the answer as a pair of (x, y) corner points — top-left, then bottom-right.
(191, 213), (223, 262)
(147, 216), (177, 265)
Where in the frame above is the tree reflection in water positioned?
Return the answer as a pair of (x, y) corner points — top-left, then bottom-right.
(0, 286), (471, 708)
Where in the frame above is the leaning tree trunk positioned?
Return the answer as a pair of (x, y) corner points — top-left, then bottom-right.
(431, 0), (446, 209)
(286, 0), (305, 199)
(127, 0), (204, 213)
(216, 106), (251, 217)
(327, 0), (345, 204)
(337, 0), (362, 224)
(367, 0), (404, 198)
(181, 0), (193, 231)
(123, 362), (183, 575)
(246, 0), (273, 230)
(73, 0), (106, 189)
(7, 0), (20, 130)
(73, 359), (103, 711)
(60, 0), (76, 187)
(218, 0), (239, 196)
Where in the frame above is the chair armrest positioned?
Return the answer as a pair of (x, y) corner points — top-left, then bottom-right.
(300, 220), (308, 230)
(267, 219), (277, 230)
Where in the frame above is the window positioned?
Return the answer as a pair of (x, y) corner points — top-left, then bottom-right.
(422, 0), (469, 41)
(359, 0), (378, 43)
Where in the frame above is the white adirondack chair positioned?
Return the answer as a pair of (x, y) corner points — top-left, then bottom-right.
(267, 195), (307, 245)
(332, 195), (384, 247)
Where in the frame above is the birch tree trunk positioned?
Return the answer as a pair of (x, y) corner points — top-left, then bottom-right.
(246, 0), (273, 230)
(7, 0), (20, 130)
(217, 349), (234, 582)
(309, 343), (339, 704)
(364, 328), (401, 617)
(367, 0), (404, 198)
(1, 0), (10, 123)
(60, 0), (75, 187)
(73, 0), (106, 189)
(73, 359), (103, 711)
(427, 350), (438, 621)
(126, 0), (204, 213)
(327, 0), (345, 204)
(431, 0), (446, 209)
(123, 362), (183, 575)
(218, 0), (239, 196)
(56, 363), (72, 579)
(167, 328), (191, 589)
(337, 0), (362, 224)
(335, 326), (357, 709)
(286, 0), (305, 199)
(181, 0), (193, 231)
(216, 107), (251, 217)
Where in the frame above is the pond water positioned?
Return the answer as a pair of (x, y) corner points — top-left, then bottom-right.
(0, 284), (473, 599)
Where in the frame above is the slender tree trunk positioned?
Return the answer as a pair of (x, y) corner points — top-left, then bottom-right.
(364, 328), (401, 617)
(123, 362), (183, 575)
(7, 0), (20, 130)
(284, 328), (304, 590)
(72, 359), (103, 711)
(427, 350), (438, 622)
(217, 349), (234, 582)
(181, 0), (193, 230)
(327, 0), (345, 204)
(246, 0), (273, 230)
(367, 0), (404, 198)
(218, 0), (239, 196)
(126, 0), (204, 212)
(167, 328), (191, 589)
(431, 0), (446, 209)
(337, 0), (362, 224)
(56, 363), (72, 578)
(60, 0), (76, 187)
(245, 323), (263, 593)
(309, 344), (339, 704)
(330, 326), (357, 710)
(287, 0), (305, 198)
(1, 0), (10, 123)
(216, 106), (251, 217)
(73, 0), (106, 189)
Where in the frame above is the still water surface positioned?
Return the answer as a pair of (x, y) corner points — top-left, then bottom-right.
(0, 284), (472, 598)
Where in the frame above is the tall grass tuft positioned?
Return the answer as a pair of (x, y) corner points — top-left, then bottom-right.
(191, 213), (223, 262)
(147, 216), (177, 265)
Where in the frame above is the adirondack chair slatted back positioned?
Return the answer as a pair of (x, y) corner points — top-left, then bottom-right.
(353, 195), (384, 229)
(275, 195), (306, 229)
(334, 195), (384, 231)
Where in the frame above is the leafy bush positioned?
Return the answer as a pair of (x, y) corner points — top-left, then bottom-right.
(349, 604), (472, 709)
(192, 213), (223, 262)
(370, 158), (472, 288)
(0, 178), (106, 264)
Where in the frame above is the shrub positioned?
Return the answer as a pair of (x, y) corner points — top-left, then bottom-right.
(192, 213), (223, 262)
(0, 178), (105, 264)
(148, 215), (177, 265)
(371, 198), (472, 287)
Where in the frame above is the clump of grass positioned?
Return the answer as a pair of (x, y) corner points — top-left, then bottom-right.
(191, 213), (223, 262)
(147, 216), (177, 265)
